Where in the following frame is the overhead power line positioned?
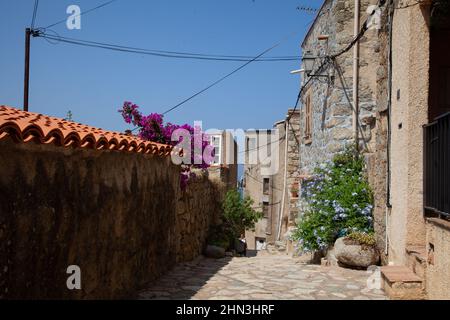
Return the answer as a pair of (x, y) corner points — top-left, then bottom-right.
(329, 0), (387, 59)
(31, 0), (39, 29)
(37, 33), (300, 62)
(161, 33), (298, 115)
(43, 0), (118, 29)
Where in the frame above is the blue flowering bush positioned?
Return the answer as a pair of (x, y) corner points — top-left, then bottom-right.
(292, 145), (374, 252)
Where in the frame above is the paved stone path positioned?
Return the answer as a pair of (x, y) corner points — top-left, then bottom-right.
(138, 252), (387, 300)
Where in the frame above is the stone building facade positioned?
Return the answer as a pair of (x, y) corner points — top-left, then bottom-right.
(298, 0), (384, 256)
(297, 0), (450, 299)
(378, 0), (450, 300)
(244, 110), (300, 251)
(299, 0), (380, 175)
(207, 130), (238, 192)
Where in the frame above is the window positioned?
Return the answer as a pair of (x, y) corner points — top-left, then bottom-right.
(247, 136), (257, 152)
(304, 94), (312, 144)
(210, 135), (221, 165)
(262, 130), (272, 157)
(262, 201), (269, 218)
(246, 135), (257, 164)
(263, 178), (270, 195)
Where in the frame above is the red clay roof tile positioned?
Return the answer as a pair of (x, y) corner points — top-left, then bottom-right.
(0, 105), (174, 156)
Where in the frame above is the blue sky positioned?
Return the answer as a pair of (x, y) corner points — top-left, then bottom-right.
(0, 0), (315, 132)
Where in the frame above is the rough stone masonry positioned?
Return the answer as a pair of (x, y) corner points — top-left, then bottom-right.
(0, 138), (221, 299)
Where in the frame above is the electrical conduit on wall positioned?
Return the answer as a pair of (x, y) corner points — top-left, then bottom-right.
(353, 0), (360, 143)
(276, 121), (289, 241)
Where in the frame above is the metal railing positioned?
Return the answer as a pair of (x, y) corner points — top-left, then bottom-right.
(424, 112), (450, 218)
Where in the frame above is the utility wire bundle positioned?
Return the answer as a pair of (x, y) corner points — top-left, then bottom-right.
(35, 32), (301, 63)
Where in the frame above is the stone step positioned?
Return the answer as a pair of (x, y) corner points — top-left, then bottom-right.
(405, 246), (427, 279)
(381, 266), (426, 300)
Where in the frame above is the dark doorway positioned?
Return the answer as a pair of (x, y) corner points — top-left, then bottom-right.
(429, 1), (450, 121)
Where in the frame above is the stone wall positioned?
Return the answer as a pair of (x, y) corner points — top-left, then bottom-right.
(300, 0), (380, 176)
(0, 138), (220, 299)
(388, 2), (430, 265)
(371, 1), (390, 264)
(175, 171), (222, 263)
(298, 0), (385, 259)
(425, 219), (450, 300)
(285, 110), (301, 231)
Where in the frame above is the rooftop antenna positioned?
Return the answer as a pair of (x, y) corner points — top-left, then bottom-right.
(296, 5), (318, 14)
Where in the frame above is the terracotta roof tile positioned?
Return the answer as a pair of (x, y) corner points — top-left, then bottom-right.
(0, 105), (174, 156)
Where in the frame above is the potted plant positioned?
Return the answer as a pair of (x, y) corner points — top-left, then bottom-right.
(334, 232), (379, 269)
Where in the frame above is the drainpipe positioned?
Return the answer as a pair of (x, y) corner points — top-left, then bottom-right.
(353, 0), (360, 146)
(276, 120), (289, 241)
(385, 0), (394, 256)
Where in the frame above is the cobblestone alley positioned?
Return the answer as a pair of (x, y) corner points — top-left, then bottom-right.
(138, 252), (388, 300)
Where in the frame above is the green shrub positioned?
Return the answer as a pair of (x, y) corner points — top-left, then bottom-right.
(208, 224), (234, 250)
(222, 189), (262, 239)
(292, 145), (374, 252)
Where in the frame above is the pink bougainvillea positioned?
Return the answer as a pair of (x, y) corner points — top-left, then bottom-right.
(119, 101), (214, 188)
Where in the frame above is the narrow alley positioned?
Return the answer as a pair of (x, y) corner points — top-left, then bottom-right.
(138, 252), (387, 300)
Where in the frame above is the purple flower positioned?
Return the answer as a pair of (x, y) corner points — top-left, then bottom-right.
(118, 101), (214, 188)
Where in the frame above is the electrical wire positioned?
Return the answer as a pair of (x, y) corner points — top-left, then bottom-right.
(161, 33), (298, 115)
(239, 135), (285, 154)
(31, 0), (39, 29)
(37, 33), (300, 62)
(329, 0), (387, 59)
(330, 58), (371, 152)
(43, 0), (118, 29)
(243, 58), (332, 157)
(245, 173), (283, 192)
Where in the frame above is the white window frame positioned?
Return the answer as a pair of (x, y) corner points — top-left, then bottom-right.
(210, 134), (222, 165)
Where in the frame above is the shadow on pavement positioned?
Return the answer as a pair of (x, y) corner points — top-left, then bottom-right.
(245, 250), (258, 257)
(137, 256), (233, 300)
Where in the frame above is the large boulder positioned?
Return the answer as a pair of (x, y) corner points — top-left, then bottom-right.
(334, 237), (379, 269)
(204, 245), (226, 259)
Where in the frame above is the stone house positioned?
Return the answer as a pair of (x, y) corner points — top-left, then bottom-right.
(375, 0), (450, 300)
(243, 110), (300, 251)
(207, 130), (238, 191)
(297, 0), (450, 299)
(297, 0), (382, 258)
(299, 0), (379, 177)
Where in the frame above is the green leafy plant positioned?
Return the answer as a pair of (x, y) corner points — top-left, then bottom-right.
(222, 189), (262, 239)
(292, 144), (374, 252)
(207, 224), (234, 250)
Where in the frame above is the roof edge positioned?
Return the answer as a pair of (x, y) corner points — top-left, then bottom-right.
(0, 105), (174, 157)
(301, 0), (329, 48)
